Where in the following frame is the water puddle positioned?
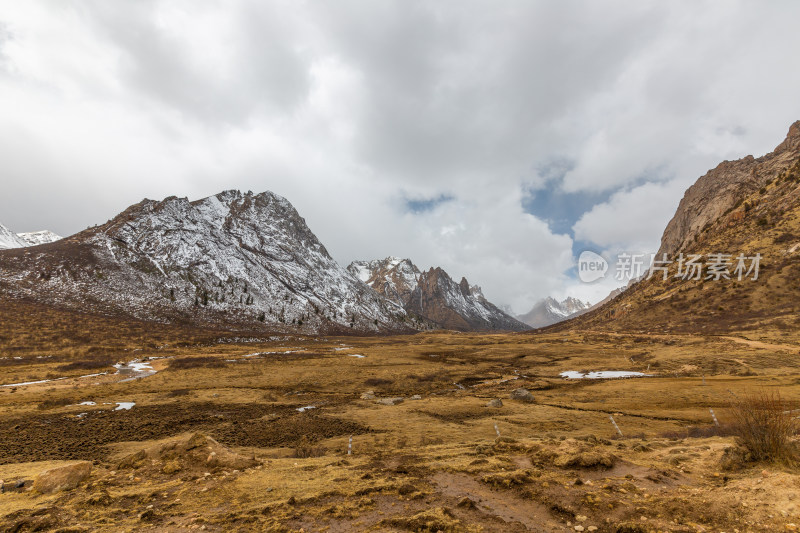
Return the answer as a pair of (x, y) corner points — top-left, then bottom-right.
(560, 371), (652, 380)
(114, 359), (156, 382)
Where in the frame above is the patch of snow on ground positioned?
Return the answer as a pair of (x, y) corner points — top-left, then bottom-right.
(296, 405), (316, 412)
(560, 371), (651, 380)
(114, 402), (136, 410)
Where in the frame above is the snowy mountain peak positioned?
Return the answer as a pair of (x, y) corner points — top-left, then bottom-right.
(0, 222), (61, 249)
(518, 296), (591, 328)
(17, 230), (62, 246)
(0, 222), (29, 250)
(1, 190), (411, 334)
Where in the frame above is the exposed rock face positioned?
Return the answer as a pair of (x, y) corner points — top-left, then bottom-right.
(518, 296), (591, 328)
(657, 121), (800, 257)
(349, 258), (530, 332)
(0, 190), (410, 334)
(348, 257), (420, 307)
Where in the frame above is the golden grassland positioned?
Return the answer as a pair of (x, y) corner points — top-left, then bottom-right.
(2, 304), (800, 531)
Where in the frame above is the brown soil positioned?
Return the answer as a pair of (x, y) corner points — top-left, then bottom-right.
(0, 402), (370, 464)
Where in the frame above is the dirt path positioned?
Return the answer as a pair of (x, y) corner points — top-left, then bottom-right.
(431, 471), (556, 531)
(720, 336), (798, 352)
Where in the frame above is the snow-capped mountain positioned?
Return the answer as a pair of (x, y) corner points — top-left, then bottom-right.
(17, 230), (62, 246)
(0, 222), (29, 250)
(0, 190), (412, 334)
(517, 296), (591, 328)
(348, 257), (530, 331)
(0, 222), (62, 249)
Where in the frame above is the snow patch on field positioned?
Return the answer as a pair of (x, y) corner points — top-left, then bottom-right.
(560, 371), (651, 380)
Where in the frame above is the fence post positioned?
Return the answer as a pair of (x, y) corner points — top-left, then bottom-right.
(609, 415), (623, 437)
(709, 408), (719, 427)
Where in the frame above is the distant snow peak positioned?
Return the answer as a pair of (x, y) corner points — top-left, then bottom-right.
(0, 222), (29, 250)
(518, 296), (591, 328)
(17, 230), (62, 246)
(0, 222), (61, 249)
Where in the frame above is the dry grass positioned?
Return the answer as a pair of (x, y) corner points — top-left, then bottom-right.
(729, 390), (799, 464)
(3, 301), (800, 530)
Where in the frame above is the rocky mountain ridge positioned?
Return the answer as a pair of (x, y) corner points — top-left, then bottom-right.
(348, 257), (529, 331)
(0, 190), (414, 334)
(551, 120), (800, 334)
(658, 121), (800, 257)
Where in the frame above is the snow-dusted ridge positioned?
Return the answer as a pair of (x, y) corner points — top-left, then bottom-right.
(0, 190), (413, 334)
(348, 257), (529, 332)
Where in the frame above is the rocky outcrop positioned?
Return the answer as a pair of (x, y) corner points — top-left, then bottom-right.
(657, 121), (800, 257)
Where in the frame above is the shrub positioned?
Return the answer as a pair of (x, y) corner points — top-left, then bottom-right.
(728, 390), (798, 464)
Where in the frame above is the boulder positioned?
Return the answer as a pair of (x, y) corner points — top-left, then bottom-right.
(376, 397), (404, 406)
(360, 391), (376, 400)
(486, 399), (503, 408)
(33, 461), (92, 493)
(510, 388), (535, 403)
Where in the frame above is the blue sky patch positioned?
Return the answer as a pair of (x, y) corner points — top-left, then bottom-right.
(404, 194), (455, 214)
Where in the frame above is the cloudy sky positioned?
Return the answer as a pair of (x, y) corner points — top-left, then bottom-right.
(1, 1), (800, 313)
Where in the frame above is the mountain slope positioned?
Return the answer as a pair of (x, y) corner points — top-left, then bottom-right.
(348, 257), (530, 331)
(551, 120), (800, 334)
(0, 190), (411, 334)
(518, 296), (590, 328)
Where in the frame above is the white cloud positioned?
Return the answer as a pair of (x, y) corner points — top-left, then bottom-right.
(0, 0), (799, 314)
(572, 181), (686, 253)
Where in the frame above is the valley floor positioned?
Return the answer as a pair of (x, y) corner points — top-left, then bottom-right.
(1, 322), (800, 532)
